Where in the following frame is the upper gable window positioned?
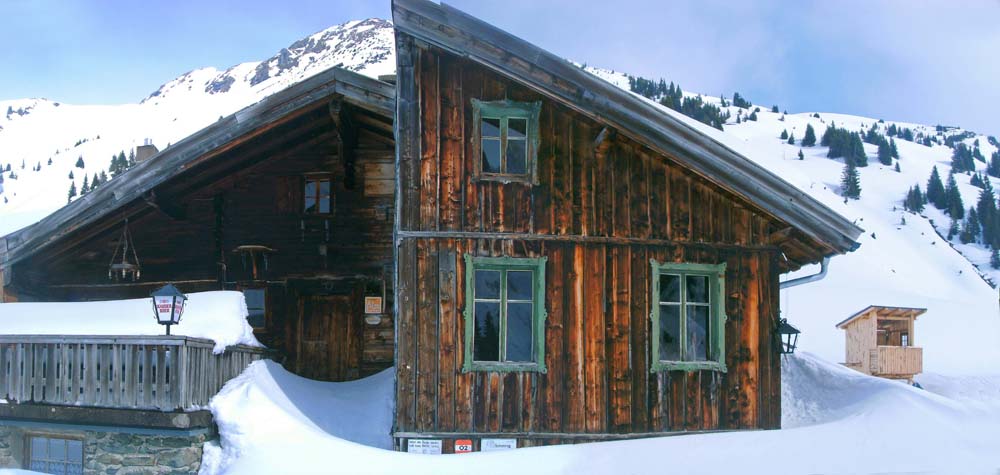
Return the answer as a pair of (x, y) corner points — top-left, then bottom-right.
(472, 99), (541, 184)
(304, 175), (332, 214)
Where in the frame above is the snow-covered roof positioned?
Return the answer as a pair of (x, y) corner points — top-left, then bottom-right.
(392, 0), (864, 269)
(0, 291), (261, 353)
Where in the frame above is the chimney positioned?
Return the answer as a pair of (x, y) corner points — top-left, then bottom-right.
(135, 138), (159, 163)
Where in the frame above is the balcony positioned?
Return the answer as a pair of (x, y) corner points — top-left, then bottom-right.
(0, 335), (264, 411)
(869, 345), (922, 378)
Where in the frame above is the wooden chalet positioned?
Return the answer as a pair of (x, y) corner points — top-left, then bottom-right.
(389, 0), (862, 451)
(0, 0), (865, 461)
(837, 305), (925, 382)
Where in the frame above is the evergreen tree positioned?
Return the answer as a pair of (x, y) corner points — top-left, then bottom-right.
(971, 173), (984, 188)
(988, 151), (1000, 178)
(821, 122), (836, 146)
(748, 111), (758, 121)
(99, 170), (108, 183)
(945, 172), (965, 219)
(780, 129), (788, 140)
(904, 185), (925, 213)
(801, 124), (817, 147)
(798, 149), (805, 160)
(894, 162), (901, 172)
(991, 249), (1000, 269)
(20, 159), (25, 169)
(889, 138), (899, 159)
(864, 123), (880, 144)
(841, 161), (861, 199)
(75, 156), (85, 169)
(927, 166), (946, 209)
(81, 175), (89, 195)
(887, 123), (898, 136)
(47, 158), (52, 166)
(976, 180), (997, 247)
(68, 170), (74, 180)
(948, 219), (960, 240)
(960, 208), (981, 244)
(877, 140), (892, 165)
(771, 105), (779, 113)
(67, 181), (77, 202)
(128, 149), (136, 167)
(951, 144), (975, 172)
(787, 132), (795, 145)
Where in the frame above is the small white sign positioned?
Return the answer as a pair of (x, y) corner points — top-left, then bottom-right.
(481, 438), (517, 452)
(407, 439), (442, 455)
(365, 296), (383, 314)
(454, 439), (473, 454)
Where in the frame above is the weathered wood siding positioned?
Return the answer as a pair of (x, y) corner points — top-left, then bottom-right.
(12, 104), (396, 380)
(395, 39), (783, 445)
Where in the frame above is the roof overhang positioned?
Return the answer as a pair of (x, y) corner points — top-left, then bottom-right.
(0, 67), (394, 273)
(836, 305), (928, 329)
(392, 0), (863, 268)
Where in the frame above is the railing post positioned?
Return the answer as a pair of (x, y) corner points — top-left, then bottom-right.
(176, 342), (189, 410)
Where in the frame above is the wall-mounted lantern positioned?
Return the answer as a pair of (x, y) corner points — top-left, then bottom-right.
(775, 318), (800, 354)
(151, 284), (187, 335)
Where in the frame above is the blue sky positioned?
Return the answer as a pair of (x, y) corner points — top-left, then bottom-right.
(4, 0), (999, 135)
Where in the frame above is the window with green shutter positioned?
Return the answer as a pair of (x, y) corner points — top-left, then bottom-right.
(650, 260), (728, 372)
(463, 254), (547, 372)
(472, 99), (541, 184)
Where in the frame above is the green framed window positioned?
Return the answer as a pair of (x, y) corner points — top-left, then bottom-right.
(463, 254), (547, 372)
(650, 260), (728, 372)
(471, 99), (541, 184)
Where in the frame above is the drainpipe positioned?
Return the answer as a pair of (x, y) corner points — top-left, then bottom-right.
(780, 257), (830, 289)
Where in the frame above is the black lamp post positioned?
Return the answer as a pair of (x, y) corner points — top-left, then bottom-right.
(775, 318), (800, 354)
(151, 284), (187, 335)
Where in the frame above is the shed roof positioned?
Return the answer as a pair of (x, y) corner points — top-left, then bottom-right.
(0, 66), (394, 277)
(835, 305), (928, 329)
(392, 0), (863, 270)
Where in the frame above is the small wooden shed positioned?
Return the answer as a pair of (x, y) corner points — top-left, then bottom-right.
(836, 305), (925, 382)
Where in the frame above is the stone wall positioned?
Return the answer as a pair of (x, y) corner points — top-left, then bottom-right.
(0, 424), (210, 474)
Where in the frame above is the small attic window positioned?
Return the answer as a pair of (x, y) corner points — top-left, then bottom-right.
(472, 99), (541, 184)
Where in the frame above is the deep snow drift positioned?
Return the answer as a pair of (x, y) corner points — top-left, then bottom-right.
(0, 291), (260, 353)
(201, 355), (1000, 475)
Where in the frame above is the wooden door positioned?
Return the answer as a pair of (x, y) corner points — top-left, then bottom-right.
(296, 295), (362, 381)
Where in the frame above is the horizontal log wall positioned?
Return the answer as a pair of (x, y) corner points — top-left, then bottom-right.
(395, 39), (783, 442)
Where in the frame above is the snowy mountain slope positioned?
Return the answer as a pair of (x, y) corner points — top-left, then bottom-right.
(2, 20), (999, 374)
(0, 18), (395, 237)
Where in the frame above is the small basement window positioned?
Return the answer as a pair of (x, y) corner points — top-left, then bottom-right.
(650, 261), (728, 373)
(28, 435), (83, 475)
(472, 99), (541, 183)
(243, 288), (267, 330)
(463, 254), (547, 372)
(304, 175), (332, 214)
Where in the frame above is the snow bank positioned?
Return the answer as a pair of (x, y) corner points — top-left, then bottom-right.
(203, 354), (1000, 475)
(0, 291), (260, 353)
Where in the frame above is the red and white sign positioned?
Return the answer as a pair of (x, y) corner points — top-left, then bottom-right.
(454, 439), (473, 454)
(364, 296), (383, 314)
(154, 296), (184, 323)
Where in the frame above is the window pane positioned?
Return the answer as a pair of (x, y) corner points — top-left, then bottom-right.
(687, 305), (710, 361)
(659, 274), (680, 303)
(473, 302), (501, 361)
(658, 304), (681, 361)
(482, 138), (502, 173)
(31, 437), (47, 459)
(67, 440), (83, 463)
(506, 139), (527, 174)
(507, 270), (533, 301)
(475, 270), (501, 299)
(319, 180), (330, 197)
(319, 195), (331, 214)
(687, 275), (709, 304)
(304, 180), (317, 213)
(51, 438), (66, 460)
(506, 302), (534, 362)
(482, 117), (501, 137)
(508, 118), (527, 139)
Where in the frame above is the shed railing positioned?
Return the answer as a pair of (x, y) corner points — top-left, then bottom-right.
(870, 345), (922, 377)
(0, 335), (264, 411)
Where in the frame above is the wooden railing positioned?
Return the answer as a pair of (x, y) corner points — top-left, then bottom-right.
(0, 335), (264, 411)
(870, 345), (922, 376)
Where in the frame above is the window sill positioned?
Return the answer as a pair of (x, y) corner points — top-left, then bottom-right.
(650, 361), (727, 373)
(473, 174), (537, 186)
(462, 362), (547, 374)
